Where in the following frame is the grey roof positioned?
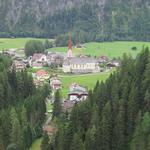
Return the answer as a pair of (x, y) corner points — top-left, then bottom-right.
(69, 86), (88, 95)
(64, 57), (98, 65)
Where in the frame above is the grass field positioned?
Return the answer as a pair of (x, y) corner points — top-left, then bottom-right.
(0, 38), (45, 51)
(49, 41), (150, 58)
(60, 71), (111, 98)
(29, 138), (42, 150)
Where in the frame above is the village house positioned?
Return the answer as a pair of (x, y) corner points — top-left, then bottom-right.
(3, 49), (16, 57)
(12, 60), (26, 71)
(63, 37), (100, 74)
(75, 43), (85, 49)
(62, 100), (76, 113)
(47, 52), (65, 66)
(111, 59), (120, 67)
(32, 53), (47, 62)
(30, 53), (47, 68)
(107, 60), (120, 69)
(50, 77), (62, 90)
(68, 83), (88, 101)
(32, 62), (43, 68)
(33, 79), (43, 87)
(33, 69), (50, 82)
(97, 55), (109, 63)
(43, 125), (57, 136)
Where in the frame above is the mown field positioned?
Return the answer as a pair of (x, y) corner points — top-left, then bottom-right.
(0, 38), (45, 51)
(60, 71), (111, 98)
(49, 41), (150, 58)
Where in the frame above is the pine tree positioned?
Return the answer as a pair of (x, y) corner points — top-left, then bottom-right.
(85, 126), (96, 150)
(127, 84), (139, 136)
(52, 90), (62, 119)
(114, 99), (126, 150)
(0, 125), (5, 150)
(10, 107), (23, 150)
(70, 133), (85, 150)
(21, 106), (28, 126)
(144, 90), (150, 112)
(41, 134), (50, 150)
(131, 112), (150, 150)
(97, 102), (112, 150)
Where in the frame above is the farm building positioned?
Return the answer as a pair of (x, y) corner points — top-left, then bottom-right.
(12, 60), (26, 71)
(50, 77), (62, 90)
(34, 70), (50, 81)
(68, 83), (88, 101)
(47, 52), (65, 66)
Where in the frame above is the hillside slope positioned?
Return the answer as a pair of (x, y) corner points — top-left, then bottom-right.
(0, 0), (150, 41)
(41, 48), (150, 150)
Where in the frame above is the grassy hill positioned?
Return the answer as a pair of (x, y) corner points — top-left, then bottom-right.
(49, 41), (150, 58)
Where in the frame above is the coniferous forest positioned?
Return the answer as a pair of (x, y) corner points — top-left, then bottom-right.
(0, 55), (48, 150)
(0, 0), (150, 42)
(42, 48), (150, 150)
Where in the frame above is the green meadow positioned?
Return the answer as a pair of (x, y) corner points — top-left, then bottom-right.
(0, 38), (149, 58)
(29, 138), (42, 150)
(0, 38), (45, 51)
(60, 72), (111, 98)
(49, 41), (150, 58)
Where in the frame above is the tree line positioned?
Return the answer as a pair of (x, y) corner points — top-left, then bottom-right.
(0, 55), (49, 150)
(41, 47), (150, 150)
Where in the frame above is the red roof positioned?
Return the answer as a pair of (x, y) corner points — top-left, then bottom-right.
(43, 125), (56, 134)
(68, 36), (72, 50)
(36, 70), (48, 77)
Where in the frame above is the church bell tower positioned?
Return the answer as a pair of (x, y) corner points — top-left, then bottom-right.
(67, 36), (73, 58)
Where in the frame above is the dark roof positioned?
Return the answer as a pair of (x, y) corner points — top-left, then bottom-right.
(69, 85), (88, 95)
(64, 57), (98, 65)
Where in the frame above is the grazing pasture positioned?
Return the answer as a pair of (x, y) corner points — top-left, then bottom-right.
(0, 38), (45, 51)
(49, 41), (150, 58)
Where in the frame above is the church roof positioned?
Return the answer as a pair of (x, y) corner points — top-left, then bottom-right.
(64, 57), (98, 65)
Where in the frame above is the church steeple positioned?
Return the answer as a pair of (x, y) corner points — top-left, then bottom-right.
(68, 36), (72, 50)
(67, 36), (73, 58)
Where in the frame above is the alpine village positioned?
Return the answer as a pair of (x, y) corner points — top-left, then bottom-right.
(0, 0), (150, 150)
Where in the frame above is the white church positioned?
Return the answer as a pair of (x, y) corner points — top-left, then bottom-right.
(63, 37), (100, 74)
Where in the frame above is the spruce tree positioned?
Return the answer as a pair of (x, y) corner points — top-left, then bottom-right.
(70, 133), (85, 150)
(144, 90), (150, 112)
(10, 108), (23, 150)
(52, 90), (62, 119)
(85, 126), (96, 150)
(41, 134), (50, 150)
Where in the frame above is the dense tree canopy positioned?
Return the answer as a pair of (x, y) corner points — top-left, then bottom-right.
(43, 47), (150, 150)
(0, 0), (150, 42)
(25, 40), (45, 56)
(0, 55), (48, 150)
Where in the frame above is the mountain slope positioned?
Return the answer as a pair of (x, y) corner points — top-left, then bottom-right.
(0, 0), (150, 41)
(41, 48), (150, 150)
